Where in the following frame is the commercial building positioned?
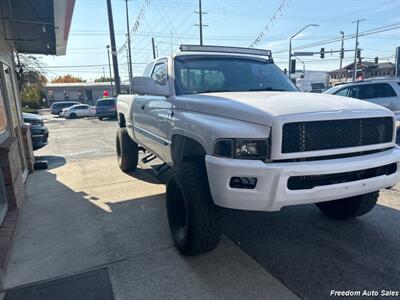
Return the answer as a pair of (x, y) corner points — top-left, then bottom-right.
(0, 0), (75, 271)
(43, 82), (129, 106)
(329, 61), (396, 84)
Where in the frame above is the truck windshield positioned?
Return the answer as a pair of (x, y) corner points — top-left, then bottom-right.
(174, 56), (297, 95)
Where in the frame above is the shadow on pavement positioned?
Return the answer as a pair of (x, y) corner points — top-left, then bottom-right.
(3, 168), (170, 290)
(221, 203), (400, 300)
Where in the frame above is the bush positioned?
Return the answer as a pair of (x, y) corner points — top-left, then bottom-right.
(22, 107), (39, 114)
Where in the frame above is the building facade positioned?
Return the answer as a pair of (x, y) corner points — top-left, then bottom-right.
(43, 82), (129, 106)
(329, 61), (396, 85)
(0, 0), (75, 267)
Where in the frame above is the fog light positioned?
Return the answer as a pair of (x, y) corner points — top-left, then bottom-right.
(229, 177), (257, 189)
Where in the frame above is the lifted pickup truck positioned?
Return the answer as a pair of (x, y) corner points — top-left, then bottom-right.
(116, 45), (400, 255)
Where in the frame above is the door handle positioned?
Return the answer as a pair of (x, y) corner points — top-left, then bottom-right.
(141, 104), (145, 110)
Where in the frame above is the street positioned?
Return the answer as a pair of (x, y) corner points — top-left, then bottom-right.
(3, 116), (400, 299)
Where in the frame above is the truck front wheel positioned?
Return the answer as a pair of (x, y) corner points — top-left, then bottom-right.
(316, 191), (379, 219)
(166, 162), (222, 255)
(116, 128), (138, 172)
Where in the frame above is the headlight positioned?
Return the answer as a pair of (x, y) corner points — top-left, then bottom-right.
(214, 139), (270, 160)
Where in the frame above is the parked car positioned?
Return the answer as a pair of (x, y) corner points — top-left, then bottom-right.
(50, 101), (81, 115)
(324, 79), (400, 111)
(95, 98), (117, 120)
(60, 104), (95, 119)
(23, 113), (49, 150)
(116, 44), (400, 255)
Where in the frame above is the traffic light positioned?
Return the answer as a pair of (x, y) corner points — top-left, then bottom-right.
(290, 59), (296, 74)
(356, 49), (361, 59)
(320, 48), (325, 59)
(374, 57), (378, 64)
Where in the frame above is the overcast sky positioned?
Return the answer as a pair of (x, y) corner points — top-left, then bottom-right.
(41, 0), (400, 81)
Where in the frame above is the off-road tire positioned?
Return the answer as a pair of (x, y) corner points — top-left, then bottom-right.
(69, 113), (77, 119)
(116, 128), (138, 172)
(166, 161), (222, 255)
(316, 191), (379, 219)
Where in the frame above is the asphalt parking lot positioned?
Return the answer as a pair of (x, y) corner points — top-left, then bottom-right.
(3, 116), (400, 299)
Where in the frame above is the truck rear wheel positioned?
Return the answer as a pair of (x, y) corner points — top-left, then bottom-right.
(116, 128), (138, 172)
(316, 191), (379, 219)
(166, 162), (222, 255)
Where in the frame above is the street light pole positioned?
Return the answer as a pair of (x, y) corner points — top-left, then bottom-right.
(339, 31), (344, 82)
(106, 45), (114, 96)
(352, 19), (366, 82)
(124, 0), (133, 92)
(288, 24), (319, 77)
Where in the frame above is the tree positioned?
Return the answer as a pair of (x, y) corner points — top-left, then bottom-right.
(51, 74), (86, 83)
(15, 55), (48, 109)
(94, 76), (114, 82)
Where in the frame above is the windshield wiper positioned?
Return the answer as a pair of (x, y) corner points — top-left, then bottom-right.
(247, 87), (286, 92)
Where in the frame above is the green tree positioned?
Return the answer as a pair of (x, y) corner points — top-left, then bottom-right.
(19, 70), (47, 109)
(94, 76), (113, 82)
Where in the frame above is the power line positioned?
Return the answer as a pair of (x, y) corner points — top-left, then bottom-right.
(249, 0), (290, 48)
(274, 22), (400, 54)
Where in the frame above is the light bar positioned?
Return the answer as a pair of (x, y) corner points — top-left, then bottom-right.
(179, 44), (271, 57)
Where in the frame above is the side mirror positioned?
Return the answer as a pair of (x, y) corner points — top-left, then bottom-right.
(131, 77), (170, 97)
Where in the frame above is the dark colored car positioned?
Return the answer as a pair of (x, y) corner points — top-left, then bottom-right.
(23, 113), (49, 150)
(50, 101), (81, 115)
(95, 98), (117, 120)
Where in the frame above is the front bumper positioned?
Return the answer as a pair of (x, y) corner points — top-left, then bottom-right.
(205, 147), (400, 212)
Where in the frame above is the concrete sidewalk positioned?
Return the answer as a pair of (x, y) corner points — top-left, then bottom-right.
(2, 155), (298, 299)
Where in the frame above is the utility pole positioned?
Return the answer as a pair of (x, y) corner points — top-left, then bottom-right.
(124, 0), (133, 92)
(151, 37), (156, 59)
(339, 31), (344, 82)
(195, 0), (207, 45)
(352, 19), (366, 82)
(106, 0), (121, 95)
(106, 45), (114, 96)
(102, 66), (106, 79)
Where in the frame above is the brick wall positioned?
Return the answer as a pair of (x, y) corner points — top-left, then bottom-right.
(0, 137), (24, 209)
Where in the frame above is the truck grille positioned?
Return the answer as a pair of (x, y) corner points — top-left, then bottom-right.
(282, 117), (393, 154)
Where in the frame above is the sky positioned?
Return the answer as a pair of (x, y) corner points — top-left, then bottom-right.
(41, 0), (400, 81)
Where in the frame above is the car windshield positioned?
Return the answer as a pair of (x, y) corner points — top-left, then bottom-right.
(174, 56), (297, 95)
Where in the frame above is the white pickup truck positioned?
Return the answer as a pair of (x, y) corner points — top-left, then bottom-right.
(116, 45), (400, 255)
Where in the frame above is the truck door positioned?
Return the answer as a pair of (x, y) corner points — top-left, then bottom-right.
(133, 59), (172, 160)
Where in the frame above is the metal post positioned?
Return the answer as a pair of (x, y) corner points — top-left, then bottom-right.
(106, 45), (113, 96)
(352, 19), (366, 82)
(288, 24), (319, 77)
(151, 37), (156, 59)
(106, 0), (121, 95)
(288, 40), (292, 76)
(199, 0), (203, 45)
(124, 0), (133, 92)
(339, 31), (344, 82)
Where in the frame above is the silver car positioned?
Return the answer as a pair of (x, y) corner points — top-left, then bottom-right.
(324, 79), (400, 111)
(60, 104), (95, 119)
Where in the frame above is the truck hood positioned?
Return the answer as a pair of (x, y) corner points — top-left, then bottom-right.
(174, 91), (389, 126)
